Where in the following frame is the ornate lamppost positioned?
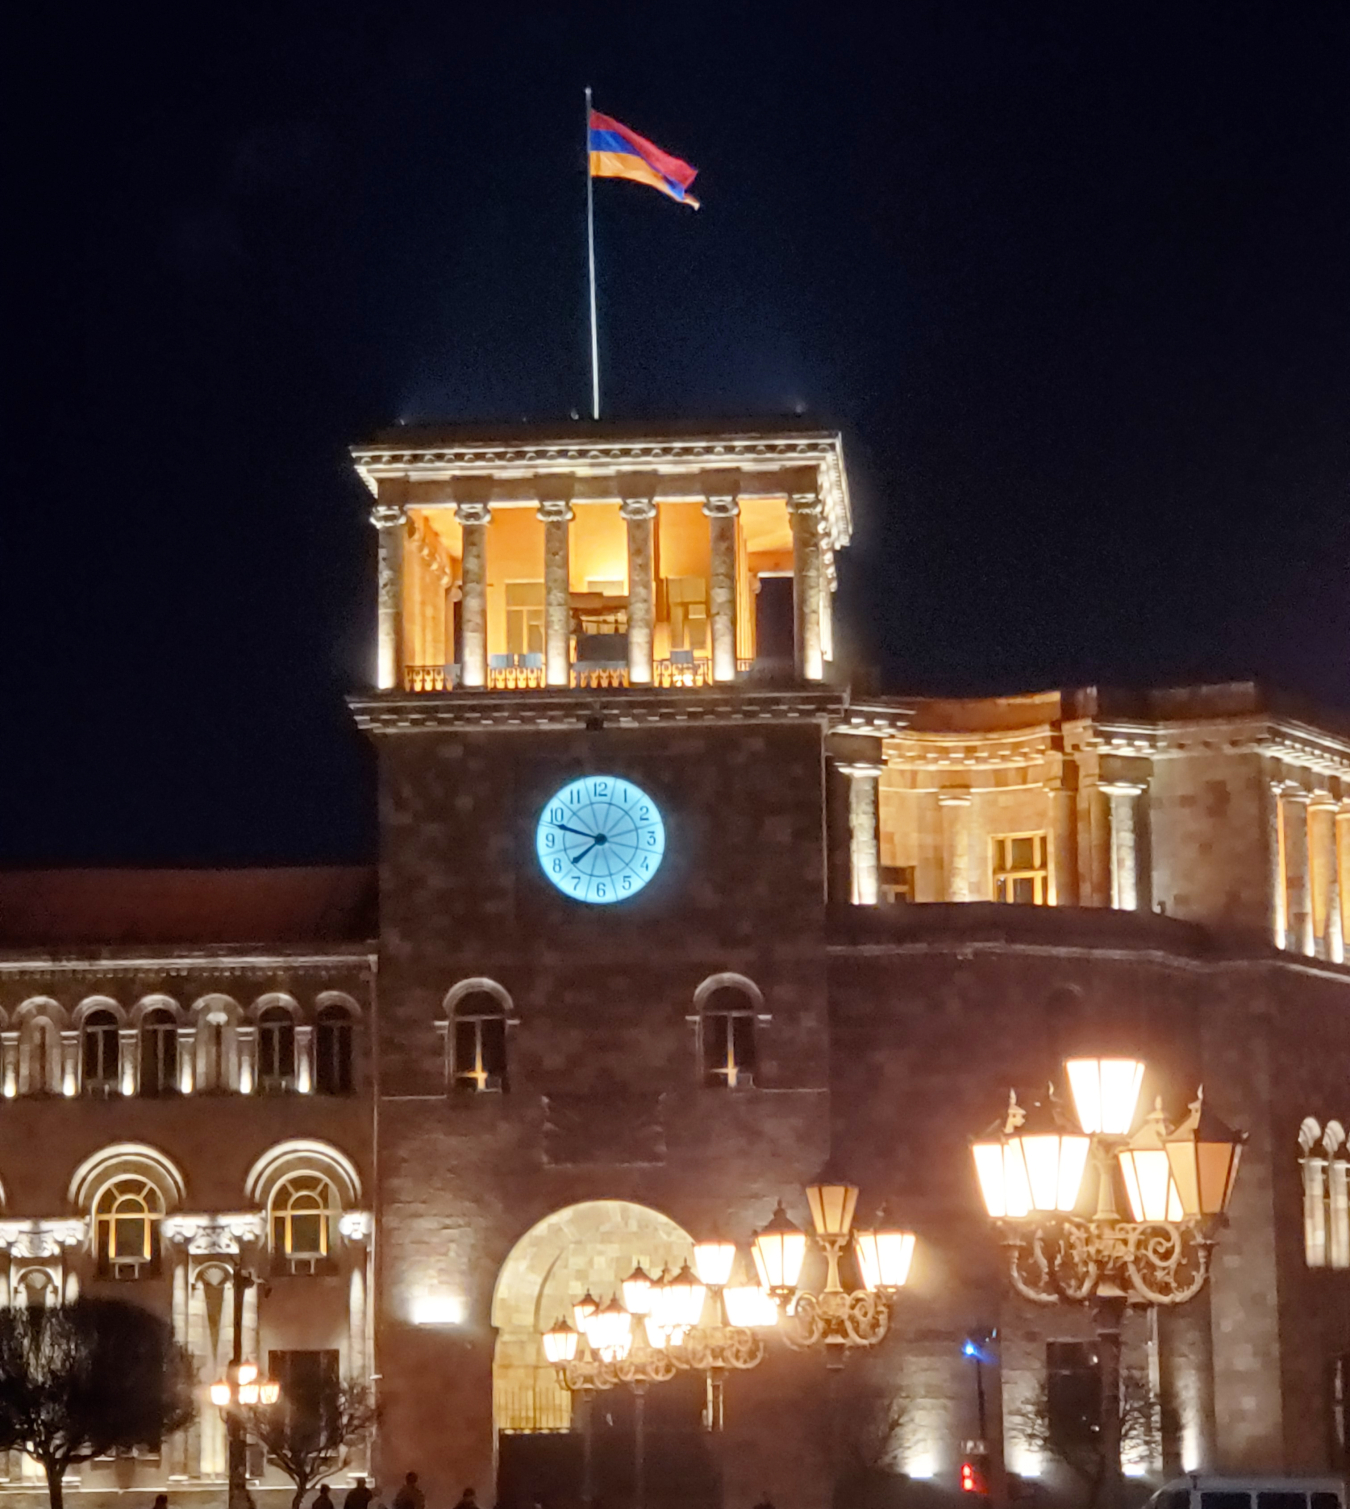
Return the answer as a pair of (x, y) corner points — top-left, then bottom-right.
(971, 1057), (1246, 1509)
(207, 1263), (280, 1509)
(750, 1177), (916, 1367)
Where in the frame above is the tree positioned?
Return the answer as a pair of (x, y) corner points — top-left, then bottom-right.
(0, 1298), (196, 1509)
(1009, 1368), (1175, 1509)
(242, 1379), (379, 1509)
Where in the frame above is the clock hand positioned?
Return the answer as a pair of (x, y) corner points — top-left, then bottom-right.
(554, 823), (595, 841)
(573, 840), (599, 864)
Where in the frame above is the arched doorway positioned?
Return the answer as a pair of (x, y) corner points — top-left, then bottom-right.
(491, 1200), (716, 1509)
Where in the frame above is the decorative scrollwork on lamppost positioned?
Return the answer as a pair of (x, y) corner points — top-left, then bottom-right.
(750, 1177), (917, 1367)
(971, 1057), (1246, 1509)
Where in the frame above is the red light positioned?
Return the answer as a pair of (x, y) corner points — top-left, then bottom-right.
(962, 1462), (988, 1495)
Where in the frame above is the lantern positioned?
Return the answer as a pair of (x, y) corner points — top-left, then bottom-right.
(1065, 1058), (1146, 1136)
(664, 1261), (707, 1328)
(693, 1237), (737, 1289)
(542, 1317), (579, 1365)
(1010, 1095), (1090, 1214)
(622, 1265), (654, 1316)
(1117, 1100), (1184, 1222)
(237, 1381), (259, 1406)
(806, 1179), (859, 1239)
(572, 1289), (599, 1333)
(751, 1202), (808, 1297)
(853, 1226), (916, 1293)
(589, 1298), (632, 1362)
(723, 1283), (778, 1328)
(237, 1362), (258, 1386)
(1166, 1092), (1246, 1218)
(209, 1380), (231, 1408)
(259, 1377), (281, 1406)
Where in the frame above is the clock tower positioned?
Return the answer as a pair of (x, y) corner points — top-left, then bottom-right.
(349, 422), (859, 1507)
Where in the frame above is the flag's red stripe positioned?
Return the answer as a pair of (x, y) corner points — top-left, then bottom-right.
(589, 109), (698, 190)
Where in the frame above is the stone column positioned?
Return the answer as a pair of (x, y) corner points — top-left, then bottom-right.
(1310, 797), (1339, 961)
(820, 559), (836, 664)
(1083, 783), (1114, 908)
(840, 764), (882, 905)
(788, 488), (824, 682)
(1267, 780), (1288, 950)
(295, 1025), (314, 1094)
(349, 1262), (367, 1378)
(177, 1027), (195, 1095)
(621, 494), (657, 685)
(537, 498), (574, 688)
(1101, 784), (1143, 912)
(1284, 788), (1314, 956)
(456, 501), (491, 689)
(703, 491), (740, 683)
(1336, 809), (1350, 963)
(1, 1032), (18, 1098)
(236, 1026), (255, 1096)
(171, 1259), (191, 1478)
(242, 1272), (260, 1365)
(938, 791), (973, 901)
(1049, 775), (1079, 906)
(60, 1032), (78, 1097)
(372, 501), (406, 691)
(119, 1028), (137, 1097)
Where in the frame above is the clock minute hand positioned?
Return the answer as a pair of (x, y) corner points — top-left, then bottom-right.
(555, 823), (595, 841)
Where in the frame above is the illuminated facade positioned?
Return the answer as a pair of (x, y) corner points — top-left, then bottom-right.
(4, 424), (1350, 1507)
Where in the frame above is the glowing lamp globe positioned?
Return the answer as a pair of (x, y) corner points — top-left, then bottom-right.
(751, 1202), (807, 1297)
(1065, 1058), (1146, 1136)
(806, 1180), (859, 1239)
(542, 1317), (579, 1365)
(572, 1290), (599, 1333)
(723, 1283), (778, 1328)
(1165, 1093), (1246, 1218)
(591, 1298), (632, 1362)
(621, 1265), (654, 1316)
(664, 1262), (707, 1328)
(237, 1382), (259, 1406)
(853, 1227), (916, 1293)
(209, 1381), (231, 1408)
(1118, 1102), (1183, 1222)
(693, 1238), (737, 1289)
(259, 1378), (281, 1406)
(237, 1362), (258, 1386)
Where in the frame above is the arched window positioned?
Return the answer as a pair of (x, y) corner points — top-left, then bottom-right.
(315, 1005), (354, 1096)
(699, 983), (759, 1089)
(94, 1177), (164, 1277)
(139, 1009), (178, 1098)
(82, 1010), (121, 1096)
(270, 1174), (338, 1275)
(452, 990), (508, 1094)
(20, 1015), (61, 1096)
(258, 1006), (296, 1092)
(18, 1270), (55, 1310)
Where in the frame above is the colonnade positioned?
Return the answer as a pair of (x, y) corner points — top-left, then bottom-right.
(836, 766), (1146, 911)
(373, 477), (834, 691)
(1270, 782), (1348, 960)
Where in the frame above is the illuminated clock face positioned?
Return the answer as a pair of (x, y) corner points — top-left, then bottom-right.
(535, 775), (666, 905)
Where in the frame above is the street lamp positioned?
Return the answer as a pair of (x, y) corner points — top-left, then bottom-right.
(971, 1057), (1246, 1509)
(752, 1182), (917, 1360)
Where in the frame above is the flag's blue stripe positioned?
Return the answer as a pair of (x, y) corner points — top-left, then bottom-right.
(588, 128), (645, 157)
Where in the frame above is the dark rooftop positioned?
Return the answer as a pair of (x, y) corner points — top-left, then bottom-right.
(0, 868), (377, 950)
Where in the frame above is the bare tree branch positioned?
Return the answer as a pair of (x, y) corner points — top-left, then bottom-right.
(242, 1379), (379, 1509)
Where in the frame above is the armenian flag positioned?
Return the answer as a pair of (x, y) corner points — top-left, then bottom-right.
(588, 109), (700, 208)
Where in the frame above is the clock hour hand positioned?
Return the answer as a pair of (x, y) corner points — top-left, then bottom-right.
(573, 840), (599, 864)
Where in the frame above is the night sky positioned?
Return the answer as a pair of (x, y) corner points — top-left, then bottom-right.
(5, 3), (1347, 867)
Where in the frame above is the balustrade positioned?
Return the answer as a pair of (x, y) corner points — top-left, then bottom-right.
(402, 658), (759, 692)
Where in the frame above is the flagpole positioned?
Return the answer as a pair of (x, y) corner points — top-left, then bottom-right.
(585, 85), (600, 420)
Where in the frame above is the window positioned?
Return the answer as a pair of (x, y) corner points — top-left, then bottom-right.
(1046, 1340), (1101, 1454)
(992, 833), (1049, 904)
(506, 582), (546, 656)
(268, 1351), (339, 1453)
(879, 865), (916, 905)
(701, 985), (757, 1089)
(665, 575), (707, 653)
(82, 1009), (121, 1096)
(315, 1006), (354, 1096)
(95, 1178), (164, 1278)
(18, 1271), (55, 1310)
(258, 1007), (296, 1092)
(271, 1174), (337, 1274)
(139, 1010), (177, 1098)
(453, 991), (508, 1093)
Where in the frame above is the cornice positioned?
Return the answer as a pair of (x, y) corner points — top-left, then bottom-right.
(350, 430), (851, 549)
(348, 686), (848, 733)
(0, 949), (376, 979)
